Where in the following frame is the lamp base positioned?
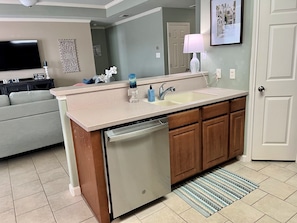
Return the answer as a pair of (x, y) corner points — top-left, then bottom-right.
(190, 52), (200, 74)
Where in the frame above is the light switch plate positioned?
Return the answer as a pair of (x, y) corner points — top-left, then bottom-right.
(156, 52), (161, 58)
(216, 69), (221, 78)
(230, 69), (236, 79)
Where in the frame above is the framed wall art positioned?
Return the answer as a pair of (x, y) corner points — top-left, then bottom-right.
(210, 0), (243, 46)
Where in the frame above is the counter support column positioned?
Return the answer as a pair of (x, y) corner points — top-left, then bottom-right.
(57, 96), (81, 196)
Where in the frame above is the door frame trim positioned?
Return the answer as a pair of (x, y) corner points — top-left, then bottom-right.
(245, 0), (260, 162)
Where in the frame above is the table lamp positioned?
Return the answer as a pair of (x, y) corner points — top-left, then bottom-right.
(183, 34), (204, 74)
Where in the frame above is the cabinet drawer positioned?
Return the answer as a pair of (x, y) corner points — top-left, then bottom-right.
(230, 97), (246, 112)
(168, 108), (199, 129)
(202, 101), (229, 120)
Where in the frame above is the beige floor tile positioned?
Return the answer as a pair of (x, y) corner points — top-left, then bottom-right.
(219, 200), (264, 223)
(39, 167), (68, 184)
(54, 200), (93, 223)
(16, 205), (55, 223)
(83, 217), (99, 223)
(253, 194), (297, 222)
(240, 161), (270, 171)
(179, 208), (227, 223)
(256, 215), (280, 223)
(286, 191), (297, 207)
(162, 192), (191, 214)
(12, 180), (43, 200)
(287, 214), (297, 223)
(32, 154), (62, 174)
(286, 163), (297, 173)
(260, 178), (297, 200)
(43, 176), (69, 196)
(241, 189), (267, 205)
(134, 200), (166, 220)
(10, 170), (39, 187)
(47, 190), (83, 211)
(221, 160), (245, 172)
(287, 174), (297, 188)
(60, 160), (69, 175)
(0, 209), (16, 223)
(234, 166), (268, 184)
(14, 192), (48, 216)
(112, 214), (141, 223)
(8, 156), (35, 176)
(0, 169), (9, 186)
(0, 195), (13, 214)
(0, 183), (12, 199)
(141, 207), (186, 223)
(0, 161), (9, 179)
(259, 164), (296, 182)
(271, 161), (292, 168)
(52, 146), (67, 162)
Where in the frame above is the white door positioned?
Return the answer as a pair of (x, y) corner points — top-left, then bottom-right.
(251, 0), (297, 160)
(167, 23), (190, 74)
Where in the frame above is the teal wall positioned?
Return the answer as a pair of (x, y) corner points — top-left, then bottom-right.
(91, 28), (110, 75)
(106, 10), (165, 80)
(199, 0), (254, 91)
(162, 8), (196, 74)
(104, 7), (196, 80)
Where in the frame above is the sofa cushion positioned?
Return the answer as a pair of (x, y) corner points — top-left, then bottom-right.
(0, 99), (59, 122)
(0, 95), (10, 107)
(9, 90), (54, 105)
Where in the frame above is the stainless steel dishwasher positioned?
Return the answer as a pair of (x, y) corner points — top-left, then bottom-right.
(103, 117), (171, 219)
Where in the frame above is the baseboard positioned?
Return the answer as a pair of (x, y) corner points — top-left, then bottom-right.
(237, 155), (251, 162)
(69, 184), (81, 196)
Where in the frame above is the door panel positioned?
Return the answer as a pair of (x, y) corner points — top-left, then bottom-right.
(263, 97), (292, 143)
(267, 25), (297, 79)
(251, 0), (297, 160)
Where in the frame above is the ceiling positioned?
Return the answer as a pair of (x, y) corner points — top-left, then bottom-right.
(0, 0), (196, 26)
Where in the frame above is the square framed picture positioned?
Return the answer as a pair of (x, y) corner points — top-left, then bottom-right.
(210, 0), (243, 46)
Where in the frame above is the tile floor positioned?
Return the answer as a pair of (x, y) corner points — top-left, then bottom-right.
(1, 144), (297, 223)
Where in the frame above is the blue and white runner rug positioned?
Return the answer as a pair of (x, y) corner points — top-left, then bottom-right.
(173, 167), (259, 217)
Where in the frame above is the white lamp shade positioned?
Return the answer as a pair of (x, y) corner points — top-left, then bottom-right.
(183, 34), (204, 53)
(19, 0), (38, 7)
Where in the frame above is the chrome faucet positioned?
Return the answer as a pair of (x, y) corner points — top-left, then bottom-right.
(159, 83), (175, 100)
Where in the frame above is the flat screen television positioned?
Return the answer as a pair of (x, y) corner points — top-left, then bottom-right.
(0, 40), (42, 71)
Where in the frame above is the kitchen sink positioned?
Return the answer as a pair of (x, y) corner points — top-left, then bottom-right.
(144, 91), (217, 106)
(166, 91), (216, 103)
(148, 100), (180, 106)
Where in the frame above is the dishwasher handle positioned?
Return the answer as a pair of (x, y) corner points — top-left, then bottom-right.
(106, 120), (168, 143)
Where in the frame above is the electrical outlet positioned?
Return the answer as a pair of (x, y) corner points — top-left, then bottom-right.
(216, 69), (221, 79)
(230, 69), (236, 79)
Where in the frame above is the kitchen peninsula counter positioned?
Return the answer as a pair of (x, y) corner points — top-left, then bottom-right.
(66, 87), (248, 132)
(50, 72), (248, 223)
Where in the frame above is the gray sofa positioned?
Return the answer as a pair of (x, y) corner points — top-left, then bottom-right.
(0, 90), (63, 158)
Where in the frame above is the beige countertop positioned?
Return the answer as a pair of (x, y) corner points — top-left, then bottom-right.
(67, 87), (248, 132)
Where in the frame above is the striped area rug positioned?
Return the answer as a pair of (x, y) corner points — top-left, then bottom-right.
(173, 167), (258, 217)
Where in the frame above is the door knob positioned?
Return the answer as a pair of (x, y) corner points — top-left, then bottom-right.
(258, 86), (265, 92)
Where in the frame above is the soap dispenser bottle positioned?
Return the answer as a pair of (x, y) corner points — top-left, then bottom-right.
(148, 85), (155, 102)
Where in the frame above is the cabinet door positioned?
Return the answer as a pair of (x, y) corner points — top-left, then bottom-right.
(169, 123), (201, 184)
(202, 115), (228, 170)
(229, 110), (245, 158)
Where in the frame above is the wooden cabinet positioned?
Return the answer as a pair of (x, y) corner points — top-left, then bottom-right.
(229, 97), (246, 158)
(202, 101), (229, 170)
(168, 109), (201, 184)
(71, 121), (110, 223)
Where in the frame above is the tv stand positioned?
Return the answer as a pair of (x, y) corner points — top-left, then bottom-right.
(0, 78), (54, 95)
